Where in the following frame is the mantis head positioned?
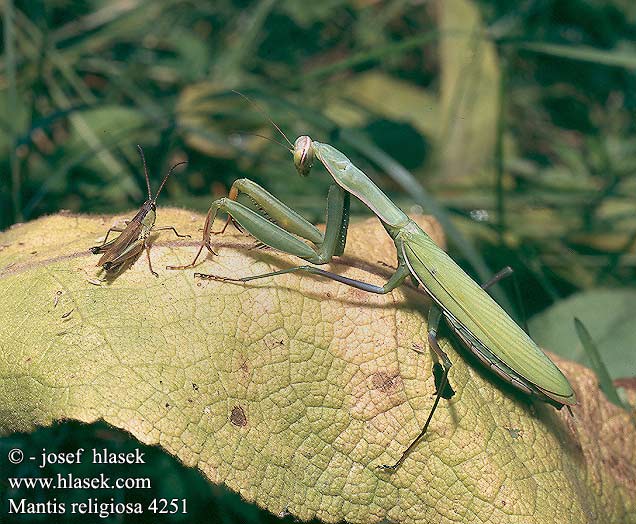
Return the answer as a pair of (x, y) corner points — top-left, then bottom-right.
(293, 135), (315, 177)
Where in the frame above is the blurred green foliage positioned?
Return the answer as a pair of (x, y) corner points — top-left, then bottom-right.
(2, 0), (635, 309)
(1, 0), (636, 522)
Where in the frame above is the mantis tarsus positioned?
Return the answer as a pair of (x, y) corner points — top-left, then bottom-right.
(168, 98), (577, 471)
(91, 145), (189, 276)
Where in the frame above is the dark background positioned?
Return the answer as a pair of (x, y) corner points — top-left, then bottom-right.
(1, 0), (635, 522)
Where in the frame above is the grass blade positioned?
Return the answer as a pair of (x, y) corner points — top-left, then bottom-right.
(518, 42), (636, 69)
(574, 317), (626, 409)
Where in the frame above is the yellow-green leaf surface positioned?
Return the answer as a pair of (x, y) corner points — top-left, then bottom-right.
(1, 210), (635, 524)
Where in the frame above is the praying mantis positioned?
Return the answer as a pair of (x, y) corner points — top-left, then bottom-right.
(167, 99), (577, 471)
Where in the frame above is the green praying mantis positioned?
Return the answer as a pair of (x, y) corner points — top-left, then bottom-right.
(167, 98), (577, 471)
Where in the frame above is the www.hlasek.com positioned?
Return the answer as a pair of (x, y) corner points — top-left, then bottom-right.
(5, 447), (187, 518)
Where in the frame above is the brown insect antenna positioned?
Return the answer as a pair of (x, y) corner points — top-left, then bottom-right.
(154, 160), (188, 202)
(232, 90), (294, 150)
(136, 145), (152, 200)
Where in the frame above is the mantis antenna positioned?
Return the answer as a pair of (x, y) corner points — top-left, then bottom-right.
(232, 131), (291, 151)
(231, 90), (294, 150)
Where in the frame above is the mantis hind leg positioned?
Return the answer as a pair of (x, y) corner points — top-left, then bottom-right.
(481, 266), (513, 290)
(378, 267), (519, 472)
(378, 305), (451, 472)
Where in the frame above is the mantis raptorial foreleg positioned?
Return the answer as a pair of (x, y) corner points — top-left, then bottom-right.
(167, 180), (350, 270)
(218, 178), (326, 243)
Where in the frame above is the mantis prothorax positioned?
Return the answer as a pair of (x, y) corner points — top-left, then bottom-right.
(91, 145), (189, 276)
(167, 97), (576, 471)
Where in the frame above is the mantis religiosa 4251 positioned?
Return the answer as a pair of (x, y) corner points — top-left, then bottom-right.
(167, 96), (576, 471)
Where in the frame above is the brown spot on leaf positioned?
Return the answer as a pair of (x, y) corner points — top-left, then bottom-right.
(371, 372), (400, 393)
(230, 405), (247, 427)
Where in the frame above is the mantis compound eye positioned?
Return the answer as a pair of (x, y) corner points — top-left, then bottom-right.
(293, 135), (314, 177)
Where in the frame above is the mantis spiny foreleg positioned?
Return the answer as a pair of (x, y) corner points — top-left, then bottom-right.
(167, 179), (350, 270)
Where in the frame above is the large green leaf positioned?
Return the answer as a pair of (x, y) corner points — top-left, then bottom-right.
(1, 211), (635, 523)
(529, 289), (636, 380)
